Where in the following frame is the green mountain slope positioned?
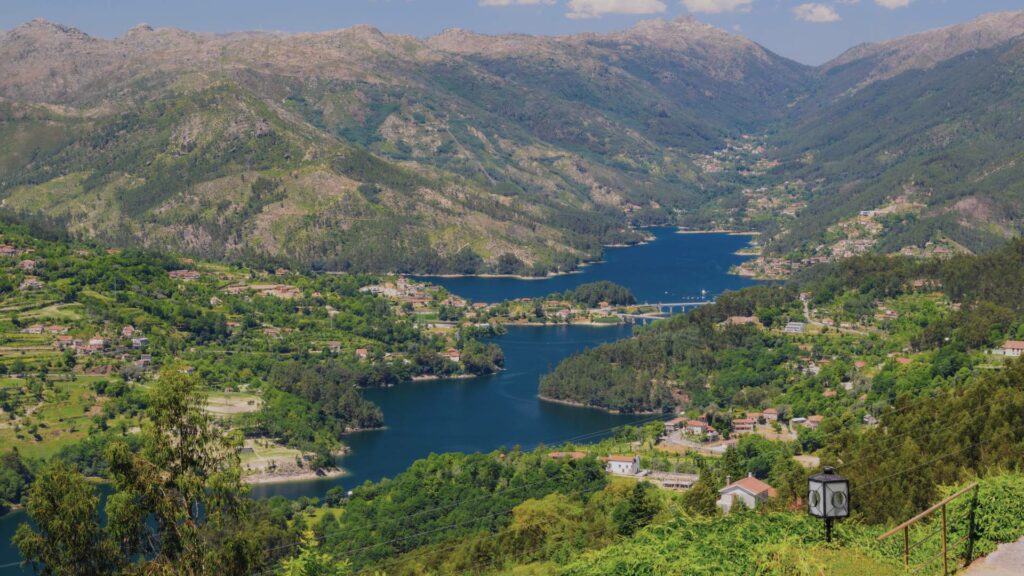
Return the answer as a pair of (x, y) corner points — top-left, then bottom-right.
(768, 18), (1024, 256)
(2, 12), (1024, 272)
(0, 18), (811, 274)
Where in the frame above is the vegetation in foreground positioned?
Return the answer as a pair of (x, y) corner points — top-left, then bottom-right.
(10, 361), (1024, 575)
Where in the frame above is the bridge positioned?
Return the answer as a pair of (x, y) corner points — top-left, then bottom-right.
(615, 300), (714, 323)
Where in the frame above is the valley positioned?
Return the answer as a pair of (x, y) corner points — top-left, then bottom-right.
(3, 7), (1024, 576)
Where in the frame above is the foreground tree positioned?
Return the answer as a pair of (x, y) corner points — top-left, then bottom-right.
(13, 462), (121, 575)
(16, 369), (289, 575)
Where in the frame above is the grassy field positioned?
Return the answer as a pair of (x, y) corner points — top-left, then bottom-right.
(239, 438), (307, 473)
(0, 375), (136, 459)
(18, 303), (84, 321)
(206, 391), (262, 417)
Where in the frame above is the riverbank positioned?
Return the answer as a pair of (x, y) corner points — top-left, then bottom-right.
(537, 394), (666, 416)
(422, 270), (584, 281)
(410, 373), (479, 382)
(244, 467), (346, 485)
(417, 233), (657, 283)
(502, 319), (625, 328)
(676, 229), (760, 236)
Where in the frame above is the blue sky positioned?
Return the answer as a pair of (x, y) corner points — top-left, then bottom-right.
(2, 0), (1023, 64)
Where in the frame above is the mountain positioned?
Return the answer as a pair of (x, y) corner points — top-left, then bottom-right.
(768, 16), (1024, 257)
(3, 11), (1024, 272)
(820, 11), (1024, 96)
(0, 17), (810, 274)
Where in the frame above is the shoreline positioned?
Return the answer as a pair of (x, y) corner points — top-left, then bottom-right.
(537, 394), (665, 416)
(244, 467), (346, 485)
(676, 229), (760, 236)
(420, 270), (586, 281)
(416, 232), (660, 282)
(410, 373), (479, 382)
(503, 320), (626, 328)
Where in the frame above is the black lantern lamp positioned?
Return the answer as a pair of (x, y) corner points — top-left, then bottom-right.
(808, 466), (849, 543)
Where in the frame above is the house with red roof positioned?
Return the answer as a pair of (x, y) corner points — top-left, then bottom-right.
(996, 340), (1024, 358)
(664, 417), (686, 433)
(684, 420), (719, 440)
(733, 418), (756, 434)
(717, 474), (778, 513)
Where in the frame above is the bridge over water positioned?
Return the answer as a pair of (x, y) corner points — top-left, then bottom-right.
(616, 300), (714, 322)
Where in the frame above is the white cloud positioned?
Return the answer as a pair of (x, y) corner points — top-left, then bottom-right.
(681, 0), (754, 14)
(875, 0), (912, 8)
(479, 0), (555, 6)
(793, 3), (841, 22)
(566, 0), (667, 19)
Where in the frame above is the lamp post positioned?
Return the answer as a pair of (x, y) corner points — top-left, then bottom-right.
(808, 466), (849, 543)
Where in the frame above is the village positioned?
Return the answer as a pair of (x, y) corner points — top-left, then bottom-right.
(545, 407), (819, 514)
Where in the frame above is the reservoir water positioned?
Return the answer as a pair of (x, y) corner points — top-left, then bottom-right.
(417, 229), (757, 304)
(0, 230), (757, 572)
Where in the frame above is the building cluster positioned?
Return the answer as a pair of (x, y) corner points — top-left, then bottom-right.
(49, 324), (150, 362)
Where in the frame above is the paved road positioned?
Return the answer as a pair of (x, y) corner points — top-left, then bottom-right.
(963, 537), (1024, 575)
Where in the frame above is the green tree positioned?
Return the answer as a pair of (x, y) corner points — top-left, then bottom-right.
(17, 369), (281, 576)
(680, 480), (719, 516)
(279, 531), (350, 576)
(13, 462), (121, 575)
(103, 369), (264, 576)
(612, 482), (661, 536)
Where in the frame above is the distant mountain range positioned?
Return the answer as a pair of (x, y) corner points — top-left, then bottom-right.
(0, 12), (1022, 272)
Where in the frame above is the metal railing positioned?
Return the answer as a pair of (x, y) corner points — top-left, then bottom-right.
(877, 482), (980, 575)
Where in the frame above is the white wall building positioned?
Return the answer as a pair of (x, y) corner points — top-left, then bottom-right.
(717, 475), (777, 513)
(604, 455), (640, 476)
(996, 340), (1024, 357)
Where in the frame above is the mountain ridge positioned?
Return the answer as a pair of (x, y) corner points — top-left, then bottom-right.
(2, 11), (1024, 273)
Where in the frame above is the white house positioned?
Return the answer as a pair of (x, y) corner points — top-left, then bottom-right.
(604, 455), (641, 476)
(784, 322), (806, 334)
(996, 340), (1024, 357)
(684, 420), (720, 441)
(717, 474), (778, 513)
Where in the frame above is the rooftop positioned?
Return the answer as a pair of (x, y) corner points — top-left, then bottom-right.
(721, 474), (777, 498)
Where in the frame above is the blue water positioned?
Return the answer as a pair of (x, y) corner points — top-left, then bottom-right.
(249, 323), (646, 499)
(417, 228), (756, 304)
(1, 230), (757, 571)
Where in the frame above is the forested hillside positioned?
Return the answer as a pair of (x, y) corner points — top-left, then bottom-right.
(2, 14), (1024, 273)
(543, 239), (1024, 414)
(0, 17), (810, 275)
(770, 33), (1024, 256)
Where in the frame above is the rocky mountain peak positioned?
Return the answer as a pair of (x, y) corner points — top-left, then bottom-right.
(125, 23), (155, 36)
(824, 10), (1024, 89)
(6, 18), (94, 44)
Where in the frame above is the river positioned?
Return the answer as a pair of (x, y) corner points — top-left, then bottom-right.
(0, 230), (757, 572)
